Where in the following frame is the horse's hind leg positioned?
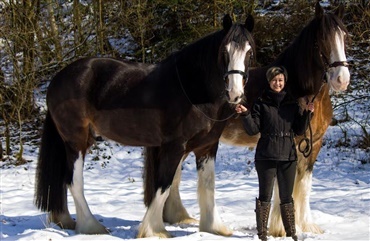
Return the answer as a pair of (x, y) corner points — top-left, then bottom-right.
(67, 145), (108, 234)
(139, 142), (184, 238)
(195, 144), (232, 236)
(49, 188), (76, 229)
(163, 153), (198, 225)
(55, 112), (108, 234)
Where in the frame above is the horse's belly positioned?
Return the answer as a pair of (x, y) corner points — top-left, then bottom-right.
(220, 118), (259, 147)
(94, 109), (163, 146)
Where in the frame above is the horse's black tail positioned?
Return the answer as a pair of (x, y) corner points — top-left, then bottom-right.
(34, 110), (71, 212)
(143, 146), (161, 207)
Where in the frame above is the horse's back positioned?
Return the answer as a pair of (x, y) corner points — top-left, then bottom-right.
(48, 58), (151, 101)
(46, 57), (166, 147)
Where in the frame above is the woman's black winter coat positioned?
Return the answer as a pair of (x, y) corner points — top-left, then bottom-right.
(241, 89), (311, 161)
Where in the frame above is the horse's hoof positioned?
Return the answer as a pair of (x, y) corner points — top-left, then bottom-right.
(137, 229), (172, 238)
(177, 217), (199, 225)
(216, 227), (233, 237)
(301, 223), (324, 234)
(49, 212), (76, 230)
(75, 219), (109, 234)
(200, 225), (233, 237)
(57, 221), (76, 230)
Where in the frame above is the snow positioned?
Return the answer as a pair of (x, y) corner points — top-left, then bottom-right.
(1, 132), (369, 240)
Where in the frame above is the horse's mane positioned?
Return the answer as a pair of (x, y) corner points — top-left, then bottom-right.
(275, 12), (348, 98)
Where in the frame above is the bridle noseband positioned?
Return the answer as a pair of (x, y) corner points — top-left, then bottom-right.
(327, 60), (349, 68)
(223, 69), (249, 89)
(223, 69), (249, 80)
(318, 47), (349, 83)
(223, 51), (253, 90)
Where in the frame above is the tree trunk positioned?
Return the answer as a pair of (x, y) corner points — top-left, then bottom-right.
(46, 0), (62, 62)
(73, 0), (84, 57)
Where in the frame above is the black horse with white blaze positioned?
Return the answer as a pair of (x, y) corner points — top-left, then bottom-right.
(35, 14), (255, 238)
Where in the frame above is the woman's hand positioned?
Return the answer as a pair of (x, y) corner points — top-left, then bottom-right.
(307, 102), (314, 112)
(235, 104), (248, 114)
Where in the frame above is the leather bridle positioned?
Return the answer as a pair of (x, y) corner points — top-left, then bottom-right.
(223, 51), (253, 90)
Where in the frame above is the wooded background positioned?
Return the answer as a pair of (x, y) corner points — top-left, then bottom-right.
(0, 0), (369, 161)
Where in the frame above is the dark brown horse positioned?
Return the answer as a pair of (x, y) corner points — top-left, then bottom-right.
(34, 14), (255, 238)
(164, 2), (350, 238)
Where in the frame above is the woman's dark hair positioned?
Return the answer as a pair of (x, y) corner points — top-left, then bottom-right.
(266, 66), (288, 83)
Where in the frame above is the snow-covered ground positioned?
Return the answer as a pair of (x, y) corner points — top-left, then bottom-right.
(1, 128), (369, 240)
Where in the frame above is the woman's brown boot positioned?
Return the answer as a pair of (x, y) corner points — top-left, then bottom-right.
(280, 202), (298, 241)
(255, 198), (271, 241)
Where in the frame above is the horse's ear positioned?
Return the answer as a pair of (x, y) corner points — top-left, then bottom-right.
(223, 14), (233, 31)
(335, 4), (345, 19)
(315, 1), (324, 18)
(244, 14), (254, 33)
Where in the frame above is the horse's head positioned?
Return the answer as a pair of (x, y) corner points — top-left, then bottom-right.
(221, 14), (255, 104)
(315, 2), (350, 92)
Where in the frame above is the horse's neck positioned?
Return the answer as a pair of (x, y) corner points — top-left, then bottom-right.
(174, 43), (224, 103)
(247, 48), (325, 106)
(164, 52), (223, 105)
(275, 47), (325, 98)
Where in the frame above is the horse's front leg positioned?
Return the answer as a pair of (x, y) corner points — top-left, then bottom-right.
(163, 153), (198, 224)
(293, 138), (324, 234)
(195, 143), (233, 236)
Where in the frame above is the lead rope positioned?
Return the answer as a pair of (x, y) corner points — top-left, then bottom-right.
(174, 62), (237, 122)
(298, 81), (326, 157)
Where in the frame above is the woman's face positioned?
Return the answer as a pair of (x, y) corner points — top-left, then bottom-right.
(269, 73), (285, 92)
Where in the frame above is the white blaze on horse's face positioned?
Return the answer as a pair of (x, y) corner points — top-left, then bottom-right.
(327, 29), (350, 92)
(225, 41), (251, 104)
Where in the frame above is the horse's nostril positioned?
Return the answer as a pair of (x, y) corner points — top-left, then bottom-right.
(337, 75), (342, 83)
(234, 95), (242, 103)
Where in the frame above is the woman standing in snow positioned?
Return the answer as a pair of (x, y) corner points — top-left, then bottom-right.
(235, 66), (314, 241)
